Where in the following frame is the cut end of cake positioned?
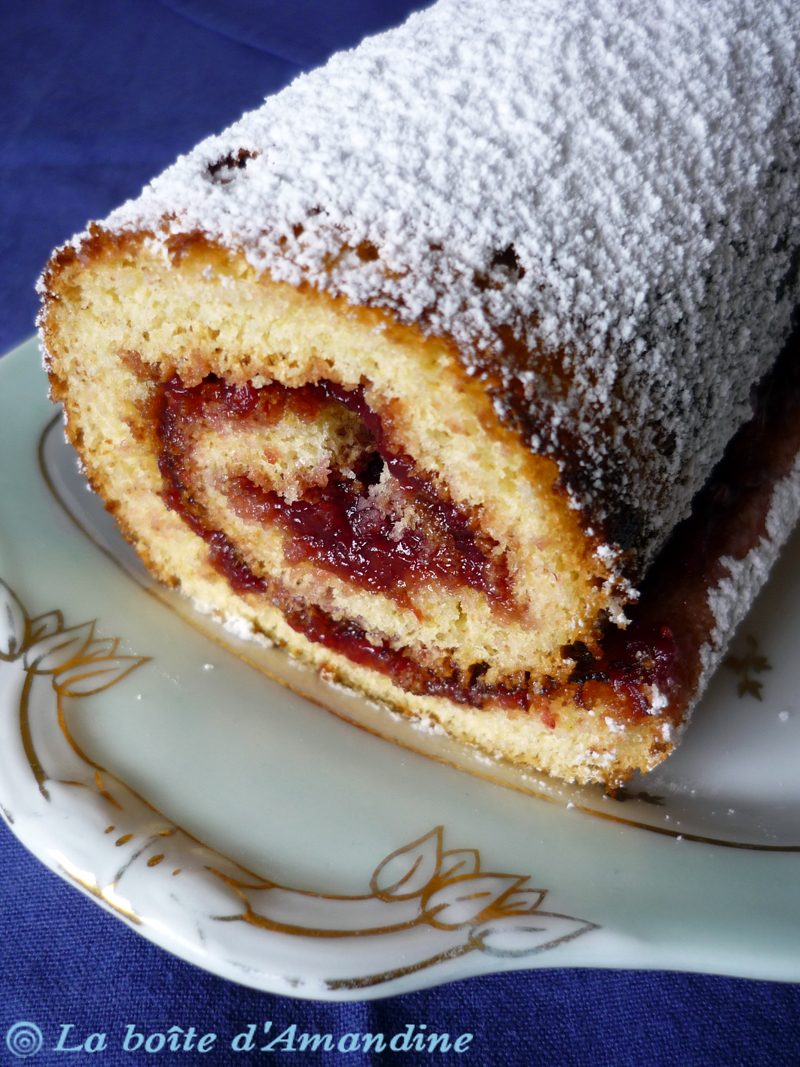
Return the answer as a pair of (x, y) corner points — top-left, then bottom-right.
(34, 0), (800, 790)
(37, 225), (682, 787)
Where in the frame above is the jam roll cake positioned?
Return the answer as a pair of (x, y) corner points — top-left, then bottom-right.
(39, 0), (800, 785)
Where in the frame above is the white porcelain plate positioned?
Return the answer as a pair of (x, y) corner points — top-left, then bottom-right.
(2, 336), (800, 999)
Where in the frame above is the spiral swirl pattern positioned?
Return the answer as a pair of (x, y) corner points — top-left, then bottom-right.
(6, 1022), (43, 1058)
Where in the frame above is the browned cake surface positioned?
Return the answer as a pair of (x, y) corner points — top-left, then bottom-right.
(39, 226), (800, 786)
(37, 0), (800, 785)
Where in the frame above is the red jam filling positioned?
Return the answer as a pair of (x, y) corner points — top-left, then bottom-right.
(286, 604), (530, 712)
(564, 624), (680, 722)
(158, 376), (511, 612)
(154, 374), (528, 712)
(151, 325), (800, 730)
(566, 328), (800, 725)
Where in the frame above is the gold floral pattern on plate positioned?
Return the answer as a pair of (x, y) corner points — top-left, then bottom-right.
(39, 414), (800, 851)
(0, 578), (598, 996)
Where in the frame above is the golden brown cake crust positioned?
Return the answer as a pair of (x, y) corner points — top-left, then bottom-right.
(41, 219), (800, 788)
(38, 0), (800, 786)
(40, 226), (659, 784)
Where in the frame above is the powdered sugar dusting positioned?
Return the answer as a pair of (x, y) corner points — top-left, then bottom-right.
(190, 598), (275, 648)
(699, 452), (800, 693)
(82, 0), (800, 564)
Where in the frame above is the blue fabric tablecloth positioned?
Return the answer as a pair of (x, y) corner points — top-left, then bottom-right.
(2, 2), (800, 1063)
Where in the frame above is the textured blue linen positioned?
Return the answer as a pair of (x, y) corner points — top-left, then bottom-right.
(2, 2), (800, 1064)
(157, 0), (434, 67)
